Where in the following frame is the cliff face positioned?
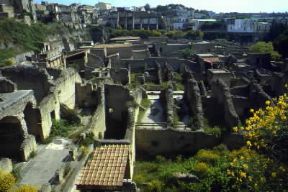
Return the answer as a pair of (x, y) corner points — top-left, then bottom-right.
(0, 19), (90, 64)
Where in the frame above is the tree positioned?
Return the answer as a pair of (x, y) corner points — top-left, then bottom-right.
(249, 41), (281, 60)
(144, 4), (151, 11)
(274, 31), (288, 58)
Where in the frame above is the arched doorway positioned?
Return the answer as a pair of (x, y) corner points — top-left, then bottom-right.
(0, 116), (24, 160)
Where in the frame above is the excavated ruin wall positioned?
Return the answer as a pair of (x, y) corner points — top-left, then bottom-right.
(136, 128), (244, 155)
(75, 82), (98, 109)
(136, 129), (220, 155)
(52, 68), (82, 109)
(110, 68), (129, 85)
(249, 82), (272, 109)
(121, 58), (196, 74)
(211, 80), (241, 129)
(1, 66), (53, 103)
(89, 84), (106, 139)
(39, 68), (81, 140)
(185, 78), (204, 129)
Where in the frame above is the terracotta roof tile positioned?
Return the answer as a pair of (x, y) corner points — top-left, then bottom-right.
(76, 144), (130, 190)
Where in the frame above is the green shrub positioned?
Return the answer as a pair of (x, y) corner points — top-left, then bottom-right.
(195, 150), (220, 164)
(141, 98), (151, 108)
(193, 162), (209, 176)
(204, 126), (222, 137)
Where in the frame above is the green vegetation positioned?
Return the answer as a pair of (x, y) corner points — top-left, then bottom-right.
(235, 94), (288, 163)
(137, 98), (151, 122)
(172, 72), (184, 91)
(45, 119), (80, 143)
(0, 169), (37, 192)
(141, 98), (152, 109)
(10, 185), (38, 192)
(265, 22), (288, 58)
(0, 49), (16, 67)
(249, 41), (281, 60)
(181, 47), (193, 59)
(109, 28), (203, 40)
(134, 146), (288, 192)
(0, 170), (15, 192)
(129, 73), (142, 89)
(0, 19), (71, 65)
(172, 109), (180, 127)
(144, 81), (170, 91)
(203, 126), (222, 137)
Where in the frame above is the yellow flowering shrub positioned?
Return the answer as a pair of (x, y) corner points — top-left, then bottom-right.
(0, 170), (16, 192)
(9, 185), (37, 192)
(235, 94), (288, 161)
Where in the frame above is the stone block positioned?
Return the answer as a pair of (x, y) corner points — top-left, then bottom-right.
(0, 158), (13, 173)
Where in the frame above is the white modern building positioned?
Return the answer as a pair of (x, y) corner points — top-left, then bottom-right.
(227, 19), (271, 33)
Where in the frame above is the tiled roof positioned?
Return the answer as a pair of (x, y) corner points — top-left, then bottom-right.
(77, 144), (130, 190)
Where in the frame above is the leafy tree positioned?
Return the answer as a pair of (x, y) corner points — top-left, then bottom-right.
(274, 30), (288, 58)
(249, 41), (281, 60)
(144, 4), (151, 11)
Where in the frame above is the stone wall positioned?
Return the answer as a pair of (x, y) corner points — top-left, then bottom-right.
(121, 58), (197, 74)
(185, 78), (204, 129)
(136, 128), (220, 155)
(105, 84), (132, 139)
(0, 79), (12, 94)
(89, 85), (106, 139)
(52, 68), (82, 109)
(107, 47), (133, 59)
(158, 44), (189, 58)
(110, 68), (129, 85)
(1, 65), (53, 103)
(87, 53), (105, 68)
(75, 82), (98, 109)
(211, 80), (241, 128)
(136, 128), (244, 155)
(249, 82), (272, 109)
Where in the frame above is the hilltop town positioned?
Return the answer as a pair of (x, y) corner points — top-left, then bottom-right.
(0, 1), (288, 192)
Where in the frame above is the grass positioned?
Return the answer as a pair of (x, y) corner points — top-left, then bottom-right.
(203, 126), (222, 137)
(129, 73), (142, 89)
(137, 98), (152, 122)
(0, 49), (16, 67)
(144, 81), (170, 91)
(44, 119), (80, 143)
(173, 72), (184, 91)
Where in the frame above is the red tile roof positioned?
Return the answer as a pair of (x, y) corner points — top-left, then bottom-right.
(76, 144), (130, 190)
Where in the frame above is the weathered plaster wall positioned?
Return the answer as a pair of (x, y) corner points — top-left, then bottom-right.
(89, 85), (106, 139)
(136, 128), (220, 155)
(211, 80), (241, 128)
(75, 82), (98, 109)
(1, 66), (53, 103)
(110, 68), (129, 85)
(53, 68), (82, 109)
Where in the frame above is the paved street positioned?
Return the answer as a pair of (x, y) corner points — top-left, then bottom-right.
(20, 138), (71, 187)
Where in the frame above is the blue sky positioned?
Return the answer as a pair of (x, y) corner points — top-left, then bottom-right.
(35, 0), (288, 13)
